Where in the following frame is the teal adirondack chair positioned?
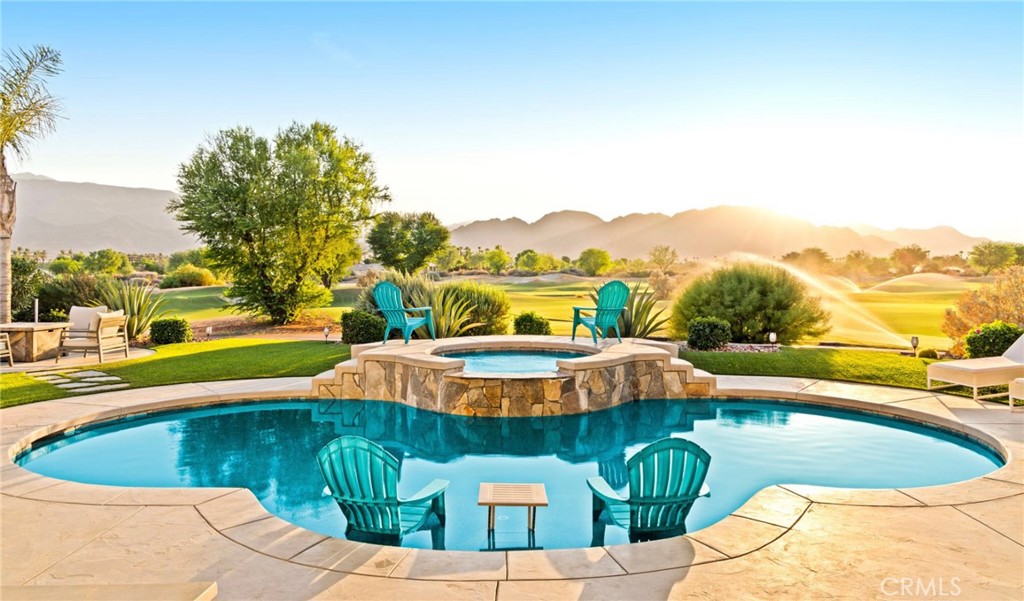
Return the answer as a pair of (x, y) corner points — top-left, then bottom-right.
(588, 437), (711, 544)
(373, 281), (435, 344)
(572, 280), (629, 345)
(317, 435), (449, 548)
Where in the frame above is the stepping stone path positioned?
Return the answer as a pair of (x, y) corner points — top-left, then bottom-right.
(26, 370), (130, 394)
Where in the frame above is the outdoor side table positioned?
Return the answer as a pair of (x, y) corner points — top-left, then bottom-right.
(0, 322), (71, 363)
(478, 482), (548, 532)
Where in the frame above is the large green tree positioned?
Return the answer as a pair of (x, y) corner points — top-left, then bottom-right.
(648, 245), (678, 273)
(577, 247), (612, 276)
(890, 244), (929, 275)
(969, 241), (1018, 275)
(366, 211), (449, 273)
(1, 45), (64, 323)
(670, 263), (831, 344)
(83, 248), (132, 275)
(171, 122), (389, 324)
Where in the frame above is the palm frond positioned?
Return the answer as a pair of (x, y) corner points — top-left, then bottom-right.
(1, 45), (65, 155)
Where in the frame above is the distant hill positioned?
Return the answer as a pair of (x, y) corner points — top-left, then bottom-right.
(11, 174), (198, 254)
(450, 207), (987, 259)
(10, 174), (988, 259)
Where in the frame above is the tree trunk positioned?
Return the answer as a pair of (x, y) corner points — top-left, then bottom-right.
(0, 149), (17, 324)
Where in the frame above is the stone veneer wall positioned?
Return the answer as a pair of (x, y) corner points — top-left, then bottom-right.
(316, 357), (713, 417)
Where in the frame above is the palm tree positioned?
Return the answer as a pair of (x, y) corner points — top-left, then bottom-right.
(1, 45), (63, 322)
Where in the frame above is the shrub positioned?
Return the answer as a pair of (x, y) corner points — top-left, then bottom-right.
(159, 264), (217, 289)
(411, 287), (484, 338)
(150, 318), (193, 344)
(36, 273), (104, 316)
(441, 280), (511, 335)
(917, 348), (939, 359)
(670, 263), (831, 344)
(341, 310), (387, 344)
(647, 270), (675, 301)
(514, 311), (552, 335)
(686, 317), (732, 350)
(10, 256), (49, 321)
(965, 320), (1024, 358)
(94, 281), (169, 341)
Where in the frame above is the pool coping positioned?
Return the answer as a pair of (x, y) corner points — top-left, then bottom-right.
(2, 375), (1022, 596)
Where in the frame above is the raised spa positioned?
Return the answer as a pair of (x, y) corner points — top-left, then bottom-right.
(440, 349), (589, 373)
(17, 399), (1001, 552)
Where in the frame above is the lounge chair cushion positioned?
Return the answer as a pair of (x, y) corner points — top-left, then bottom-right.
(68, 305), (108, 333)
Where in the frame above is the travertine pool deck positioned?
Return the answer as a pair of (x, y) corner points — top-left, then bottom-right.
(2, 376), (1022, 600)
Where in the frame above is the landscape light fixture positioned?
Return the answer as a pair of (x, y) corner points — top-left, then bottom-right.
(911, 336), (919, 355)
(324, 326), (331, 344)
(205, 326), (213, 340)
(769, 332), (777, 350)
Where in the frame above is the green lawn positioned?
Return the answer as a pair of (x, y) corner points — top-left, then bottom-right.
(681, 347), (933, 390)
(0, 339), (350, 409)
(156, 285), (361, 322)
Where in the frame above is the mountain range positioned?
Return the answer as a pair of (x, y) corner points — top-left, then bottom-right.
(11, 174), (988, 258)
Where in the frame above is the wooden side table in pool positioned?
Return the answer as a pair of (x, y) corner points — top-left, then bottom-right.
(478, 483), (548, 532)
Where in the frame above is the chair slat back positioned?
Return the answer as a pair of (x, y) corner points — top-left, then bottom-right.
(595, 281), (629, 328)
(373, 282), (411, 329)
(98, 315), (127, 339)
(626, 437), (711, 532)
(317, 435), (402, 533)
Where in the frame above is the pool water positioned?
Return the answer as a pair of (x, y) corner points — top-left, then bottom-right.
(17, 399), (1001, 551)
(442, 350), (589, 373)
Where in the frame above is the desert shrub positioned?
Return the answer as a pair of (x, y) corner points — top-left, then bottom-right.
(48, 256), (82, 275)
(514, 312), (552, 335)
(40, 308), (68, 322)
(942, 266), (1024, 356)
(411, 287), (484, 338)
(964, 320), (1023, 358)
(94, 281), (169, 341)
(686, 317), (731, 350)
(917, 348), (939, 359)
(441, 280), (511, 335)
(159, 264), (217, 289)
(128, 271), (160, 283)
(36, 273), (105, 316)
(356, 269), (381, 289)
(341, 310), (387, 344)
(670, 263), (831, 344)
(150, 318), (193, 344)
(355, 270), (435, 314)
(647, 270), (675, 301)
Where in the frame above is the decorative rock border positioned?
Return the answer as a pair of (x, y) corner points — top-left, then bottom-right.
(311, 336), (718, 416)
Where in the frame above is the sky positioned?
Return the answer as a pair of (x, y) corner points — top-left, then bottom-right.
(3, 1), (1023, 241)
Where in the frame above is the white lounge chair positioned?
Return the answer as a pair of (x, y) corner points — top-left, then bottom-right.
(67, 305), (108, 338)
(1010, 378), (1023, 412)
(56, 311), (129, 364)
(927, 334), (1024, 401)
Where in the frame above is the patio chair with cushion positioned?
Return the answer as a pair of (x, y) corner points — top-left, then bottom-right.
(55, 311), (129, 364)
(67, 305), (108, 337)
(0, 332), (12, 367)
(317, 435), (449, 549)
(927, 334), (1024, 401)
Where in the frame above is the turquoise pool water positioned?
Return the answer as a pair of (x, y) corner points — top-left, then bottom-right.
(17, 399), (1001, 551)
(442, 350), (588, 373)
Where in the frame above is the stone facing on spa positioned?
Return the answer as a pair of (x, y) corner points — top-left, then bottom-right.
(312, 336), (716, 416)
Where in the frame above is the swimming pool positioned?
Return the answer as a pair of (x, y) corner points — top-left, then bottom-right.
(17, 398), (1001, 551)
(441, 350), (589, 373)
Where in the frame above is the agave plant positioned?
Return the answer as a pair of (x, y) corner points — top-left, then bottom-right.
(588, 281), (670, 339)
(92, 280), (169, 341)
(411, 287), (484, 339)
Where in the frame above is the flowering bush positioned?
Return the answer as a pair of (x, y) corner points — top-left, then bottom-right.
(964, 320), (1023, 358)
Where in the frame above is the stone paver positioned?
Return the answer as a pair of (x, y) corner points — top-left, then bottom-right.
(1, 374), (1022, 599)
(55, 382), (102, 390)
(71, 371), (110, 378)
(79, 376), (122, 383)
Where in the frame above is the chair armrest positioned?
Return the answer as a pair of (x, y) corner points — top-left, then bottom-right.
(699, 482), (711, 497)
(573, 306), (597, 312)
(402, 479), (449, 504)
(407, 306), (432, 313)
(587, 476), (627, 504)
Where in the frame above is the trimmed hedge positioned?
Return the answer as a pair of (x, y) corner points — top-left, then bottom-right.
(341, 310), (387, 345)
(159, 264), (217, 289)
(686, 316), (731, 351)
(917, 348), (939, 359)
(514, 311), (552, 335)
(150, 318), (193, 344)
